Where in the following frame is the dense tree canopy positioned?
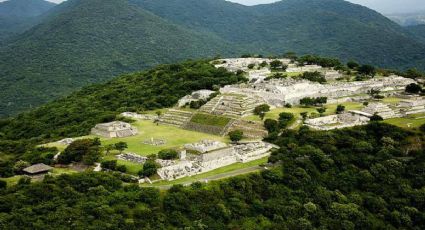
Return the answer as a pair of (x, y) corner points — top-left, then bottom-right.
(0, 123), (423, 229)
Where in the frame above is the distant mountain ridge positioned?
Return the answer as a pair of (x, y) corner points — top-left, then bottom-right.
(0, 0), (55, 41)
(1, 0), (425, 117)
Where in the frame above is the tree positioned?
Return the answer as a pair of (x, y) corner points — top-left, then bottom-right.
(347, 61), (359, 69)
(278, 112), (295, 128)
(13, 160), (30, 174)
(317, 107), (327, 116)
(300, 112), (308, 122)
(405, 83), (422, 94)
(139, 160), (159, 177)
(336, 105), (345, 114)
(358, 64), (376, 76)
(114, 142), (128, 154)
(270, 60), (283, 70)
(370, 113), (384, 122)
(104, 144), (115, 155)
(264, 119), (279, 133)
(229, 130), (244, 142)
(248, 63), (255, 69)
(404, 68), (424, 79)
(58, 139), (101, 165)
(301, 71), (326, 83)
(420, 124), (425, 133)
(158, 149), (179, 160)
(254, 104), (270, 120)
(116, 165), (127, 173)
(101, 160), (117, 171)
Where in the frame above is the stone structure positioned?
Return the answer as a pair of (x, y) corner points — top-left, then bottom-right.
(305, 112), (370, 130)
(158, 109), (194, 127)
(91, 121), (138, 138)
(286, 64), (323, 73)
(120, 112), (156, 120)
(143, 138), (167, 146)
(214, 58), (291, 72)
(57, 138), (74, 145)
(23, 163), (53, 175)
(361, 103), (401, 119)
(117, 153), (147, 164)
(200, 93), (264, 117)
(398, 97), (425, 116)
(178, 90), (216, 107)
(220, 76), (415, 107)
(184, 140), (227, 153)
(157, 141), (277, 181)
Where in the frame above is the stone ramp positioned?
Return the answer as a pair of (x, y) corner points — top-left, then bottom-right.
(159, 109), (194, 127)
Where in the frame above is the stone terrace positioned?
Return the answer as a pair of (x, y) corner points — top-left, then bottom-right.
(158, 109), (194, 127)
(200, 94), (264, 117)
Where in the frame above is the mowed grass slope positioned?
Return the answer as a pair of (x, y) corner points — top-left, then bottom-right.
(99, 120), (228, 156)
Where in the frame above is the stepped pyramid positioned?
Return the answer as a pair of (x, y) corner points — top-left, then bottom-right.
(159, 109), (194, 127)
(200, 94), (264, 117)
(362, 103), (401, 119)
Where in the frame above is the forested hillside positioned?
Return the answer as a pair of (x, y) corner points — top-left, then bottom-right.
(0, 0), (55, 42)
(0, 123), (423, 229)
(0, 0), (238, 117)
(406, 24), (425, 44)
(0, 60), (246, 142)
(1, 0), (425, 117)
(135, 0), (425, 69)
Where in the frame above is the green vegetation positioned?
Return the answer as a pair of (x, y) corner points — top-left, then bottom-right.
(300, 71), (327, 83)
(0, 0), (239, 116)
(190, 113), (231, 127)
(137, 0), (425, 72)
(157, 149), (178, 160)
(0, 0), (55, 42)
(2, 0), (425, 116)
(0, 123), (423, 229)
(58, 138), (101, 166)
(228, 130), (243, 142)
(99, 120), (228, 156)
(0, 60), (244, 142)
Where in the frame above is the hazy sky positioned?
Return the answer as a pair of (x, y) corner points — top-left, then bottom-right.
(2, 0), (424, 14)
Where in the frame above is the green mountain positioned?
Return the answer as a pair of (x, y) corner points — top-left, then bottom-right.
(0, 0), (239, 117)
(1, 0), (425, 117)
(0, 60), (246, 142)
(0, 0), (55, 42)
(135, 0), (425, 69)
(406, 24), (425, 44)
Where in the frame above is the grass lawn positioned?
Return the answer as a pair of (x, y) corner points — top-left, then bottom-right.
(147, 157), (268, 187)
(97, 120), (228, 157)
(244, 102), (364, 122)
(51, 167), (79, 176)
(382, 97), (402, 105)
(190, 113), (231, 127)
(1, 175), (22, 187)
(103, 154), (143, 175)
(385, 115), (425, 129)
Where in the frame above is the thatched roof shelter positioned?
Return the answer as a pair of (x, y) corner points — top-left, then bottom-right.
(23, 163), (53, 175)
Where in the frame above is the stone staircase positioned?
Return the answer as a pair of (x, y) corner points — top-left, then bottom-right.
(159, 109), (194, 127)
(200, 94), (264, 117)
(226, 120), (268, 139)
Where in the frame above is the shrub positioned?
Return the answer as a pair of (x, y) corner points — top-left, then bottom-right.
(158, 149), (179, 160)
(229, 130), (244, 142)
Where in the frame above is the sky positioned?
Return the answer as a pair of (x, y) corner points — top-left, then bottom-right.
(2, 0), (424, 14)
